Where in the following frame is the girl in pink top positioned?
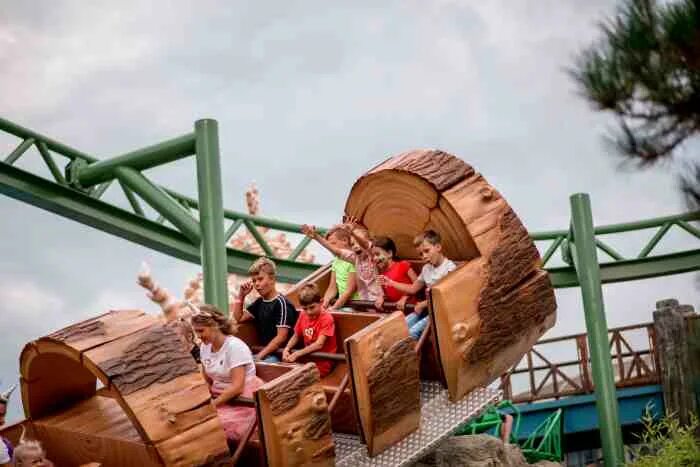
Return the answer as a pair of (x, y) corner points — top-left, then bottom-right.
(302, 217), (384, 309)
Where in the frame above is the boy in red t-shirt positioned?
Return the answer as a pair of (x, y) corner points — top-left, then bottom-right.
(373, 236), (418, 310)
(282, 283), (337, 377)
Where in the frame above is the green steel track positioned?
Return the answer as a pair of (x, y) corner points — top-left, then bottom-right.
(1, 116), (699, 286)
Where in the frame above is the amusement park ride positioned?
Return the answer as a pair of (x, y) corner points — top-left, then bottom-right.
(0, 117), (698, 466)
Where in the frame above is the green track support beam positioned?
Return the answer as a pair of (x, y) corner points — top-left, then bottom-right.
(545, 248), (700, 287)
(0, 117), (95, 162)
(77, 133), (196, 188)
(195, 119), (229, 315)
(0, 162), (319, 282)
(569, 193), (624, 467)
(5, 138), (34, 165)
(116, 167), (201, 244)
(1, 117), (698, 292)
(224, 219), (244, 242)
(36, 141), (66, 185)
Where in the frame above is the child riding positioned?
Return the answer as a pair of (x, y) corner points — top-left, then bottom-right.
(282, 283), (337, 377)
(232, 257), (298, 362)
(379, 230), (456, 340)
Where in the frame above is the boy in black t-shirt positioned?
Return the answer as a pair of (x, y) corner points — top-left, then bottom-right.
(233, 257), (298, 362)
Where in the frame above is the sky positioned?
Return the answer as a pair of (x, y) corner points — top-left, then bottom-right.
(0, 1), (698, 422)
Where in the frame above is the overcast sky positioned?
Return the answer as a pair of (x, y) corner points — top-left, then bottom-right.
(0, 1), (698, 422)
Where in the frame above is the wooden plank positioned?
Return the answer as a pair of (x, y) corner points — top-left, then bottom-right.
(344, 150), (481, 260)
(43, 309), (157, 354)
(364, 150), (474, 191)
(155, 416), (231, 467)
(345, 311), (420, 457)
(440, 174), (507, 257)
(84, 324), (199, 396)
(21, 352), (97, 419)
(345, 171), (439, 259)
(35, 395), (141, 443)
(256, 363), (335, 467)
(431, 263), (556, 401)
(122, 372), (216, 443)
(329, 311), (382, 351)
(33, 422), (159, 467)
(426, 201), (475, 262)
(19, 342), (40, 381)
(255, 362), (295, 382)
(654, 304), (696, 425)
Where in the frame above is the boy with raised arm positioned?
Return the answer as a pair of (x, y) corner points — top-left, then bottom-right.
(379, 230), (456, 340)
(233, 257), (298, 362)
(282, 283), (337, 377)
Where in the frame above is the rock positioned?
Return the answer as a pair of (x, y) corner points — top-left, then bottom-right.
(414, 434), (527, 466)
(413, 435), (563, 467)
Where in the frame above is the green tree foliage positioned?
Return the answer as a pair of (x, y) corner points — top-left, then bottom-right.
(627, 411), (700, 466)
(572, 0), (700, 208)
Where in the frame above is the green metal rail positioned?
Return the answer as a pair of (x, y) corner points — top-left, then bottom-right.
(0, 116), (698, 291)
(455, 401), (563, 463)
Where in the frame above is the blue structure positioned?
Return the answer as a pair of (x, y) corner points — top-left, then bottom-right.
(509, 385), (663, 441)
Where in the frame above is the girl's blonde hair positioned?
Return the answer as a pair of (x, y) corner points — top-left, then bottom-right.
(190, 304), (237, 335)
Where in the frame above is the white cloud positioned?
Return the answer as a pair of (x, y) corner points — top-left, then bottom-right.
(0, 278), (64, 318)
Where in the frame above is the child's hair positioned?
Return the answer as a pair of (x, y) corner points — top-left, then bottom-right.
(414, 229), (442, 247)
(298, 283), (322, 306)
(373, 236), (397, 258)
(12, 439), (46, 467)
(326, 226), (352, 244)
(190, 304), (237, 335)
(248, 257), (277, 277)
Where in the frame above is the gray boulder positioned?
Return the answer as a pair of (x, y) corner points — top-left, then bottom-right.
(414, 434), (563, 467)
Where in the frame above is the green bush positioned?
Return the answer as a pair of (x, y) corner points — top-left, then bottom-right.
(627, 411), (700, 466)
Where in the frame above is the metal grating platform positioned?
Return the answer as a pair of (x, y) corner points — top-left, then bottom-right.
(334, 383), (502, 467)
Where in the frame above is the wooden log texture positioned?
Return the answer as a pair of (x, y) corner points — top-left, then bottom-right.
(344, 150), (479, 261)
(96, 325), (198, 395)
(345, 311), (420, 457)
(654, 305), (696, 426)
(256, 363), (335, 467)
(19, 309), (230, 467)
(345, 150), (556, 402)
(33, 395), (160, 467)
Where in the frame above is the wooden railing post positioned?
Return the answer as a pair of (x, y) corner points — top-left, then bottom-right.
(500, 373), (512, 401)
(649, 325), (661, 381)
(526, 350), (536, 397)
(576, 335), (593, 392)
(653, 299), (697, 425)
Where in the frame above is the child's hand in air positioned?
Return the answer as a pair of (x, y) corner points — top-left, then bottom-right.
(284, 351), (298, 363)
(342, 215), (361, 231)
(282, 348), (292, 362)
(301, 224), (317, 238)
(238, 281), (254, 299)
